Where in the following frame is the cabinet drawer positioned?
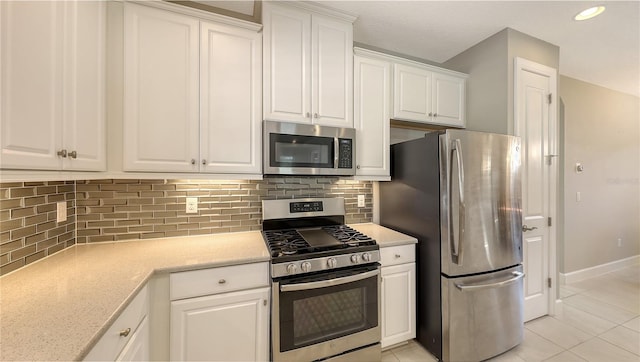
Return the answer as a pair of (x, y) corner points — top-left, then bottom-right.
(84, 286), (148, 361)
(380, 244), (415, 266)
(170, 262), (269, 300)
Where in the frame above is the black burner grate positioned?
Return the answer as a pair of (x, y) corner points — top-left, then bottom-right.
(263, 230), (310, 257)
(322, 225), (375, 246)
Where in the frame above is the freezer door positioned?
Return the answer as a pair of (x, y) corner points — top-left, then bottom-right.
(442, 265), (524, 362)
(440, 129), (522, 276)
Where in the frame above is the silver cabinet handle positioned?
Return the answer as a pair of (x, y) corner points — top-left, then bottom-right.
(428, 112), (433, 117)
(522, 225), (538, 232)
(202, 159), (207, 165)
(455, 271), (525, 291)
(57, 149), (67, 158)
(356, 165), (361, 169)
(305, 112), (311, 118)
(218, 279), (226, 284)
(191, 159), (196, 165)
(68, 150), (77, 159)
(395, 254), (401, 258)
(119, 328), (131, 337)
(313, 113), (319, 118)
(433, 113), (438, 117)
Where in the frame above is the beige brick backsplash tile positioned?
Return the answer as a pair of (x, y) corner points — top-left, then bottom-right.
(89, 235), (116, 242)
(1, 239), (23, 255)
(1, 259), (25, 275)
(36, 204), (55, 213)
(12, 225), (37, 239)
(47, 194), (66, 203)
(11, 244), (37, 260)
(103, 227), (129, 234)
(129, 225), (154, 233)
(115, 219), (141, 227)
(35, 238), (58, 252)
(2, 218), (23, 231)
(0, 198), (23, 210)
(102, 213), (128, 220)
(25, 250), (46, 264)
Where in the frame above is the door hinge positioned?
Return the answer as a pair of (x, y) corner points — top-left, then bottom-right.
(547, 277), (552, 288)
(548, 217), (552, 227)
(548, 93), (552, 104)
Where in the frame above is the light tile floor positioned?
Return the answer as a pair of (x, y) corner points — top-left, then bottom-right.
(383, 264), (640, 362)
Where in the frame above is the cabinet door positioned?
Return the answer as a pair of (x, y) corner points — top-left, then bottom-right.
(381, 263), (416, 348)
(354, 54), (390, 178)
(432, 72), (466, 127)
(115, 316), (149, 362)
(311, 14), (353, 128)
(200, 21), (261, 174)
(170, 287), (270, 361)
(1, 1), (63, 170)
(393, 64), (432, 123)
(62, 0), (106, 171)
(263, 4), (311, 124)
(123, 3), (199, 172)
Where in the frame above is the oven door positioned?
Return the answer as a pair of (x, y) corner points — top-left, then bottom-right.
(272, 265), (381, 362)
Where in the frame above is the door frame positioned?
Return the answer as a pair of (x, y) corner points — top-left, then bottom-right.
(513, 57), (559, 316)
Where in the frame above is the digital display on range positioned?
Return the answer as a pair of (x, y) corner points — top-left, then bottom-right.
(290, 201), (323, 213)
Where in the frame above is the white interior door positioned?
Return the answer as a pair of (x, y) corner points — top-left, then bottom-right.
(514, 57), (558, 322)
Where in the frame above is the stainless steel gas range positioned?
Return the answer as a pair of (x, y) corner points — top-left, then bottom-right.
(261, 197), (381, 362)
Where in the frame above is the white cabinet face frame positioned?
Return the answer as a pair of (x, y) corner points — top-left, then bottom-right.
(311, 14), (353, 128)
(262, 4), (312, 124)
(170, 287), (270, 361)
(381, 262), (416, 348)
(200, 21), (262, 174)
(393, 63), (432, 123)
(263, 2), (354, 127)
(123, 3), (200, 172)
(353, 52), (390, 178)
(1, 1), (106, 171)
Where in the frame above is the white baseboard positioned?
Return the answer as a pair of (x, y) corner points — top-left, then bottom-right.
(560, 255), (640, 284)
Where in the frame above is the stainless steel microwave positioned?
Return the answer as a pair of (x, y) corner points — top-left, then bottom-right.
(263, 120), (356, 176)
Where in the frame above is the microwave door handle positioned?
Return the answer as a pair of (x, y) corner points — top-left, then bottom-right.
(334, 137), (339, 169)
(280, 269), (379, 292)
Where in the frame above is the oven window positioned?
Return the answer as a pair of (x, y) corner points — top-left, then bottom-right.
(270, 134), (334, 168)
(278, 268), (378, 352)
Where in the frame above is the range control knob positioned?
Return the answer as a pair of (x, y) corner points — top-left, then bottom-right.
(350, 254), (360, 263)
(362, 253), (371, 262)
(301, 261), (312, 273)
(286, 264), (298, 275)
(327, 258), (337, 269)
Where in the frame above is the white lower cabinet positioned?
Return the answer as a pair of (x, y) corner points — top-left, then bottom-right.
(84, 286), (149, 361)
(169, 262), (270, 361)
(380, 244), (416, 349)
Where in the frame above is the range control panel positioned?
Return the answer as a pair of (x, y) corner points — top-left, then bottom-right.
(290, 201), (324, 213)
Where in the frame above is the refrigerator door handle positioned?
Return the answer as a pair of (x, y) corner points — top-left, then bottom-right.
(454, 271), (525, 291)
(449, 139), (465, 264)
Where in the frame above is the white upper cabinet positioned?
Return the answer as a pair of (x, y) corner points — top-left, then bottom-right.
(1, 0), (106, 171)
(123, 2), (262, 175)
(263, 2), (354, 127)
(123, 3), (200, 172)
(354, 49), (391, 180)
(393, 61), (466, 128)
(200, 21), (262, 174)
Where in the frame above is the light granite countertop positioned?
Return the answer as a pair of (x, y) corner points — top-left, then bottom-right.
(0, 223), (414, 361)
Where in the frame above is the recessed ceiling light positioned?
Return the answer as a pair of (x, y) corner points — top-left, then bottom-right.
(574, 6), (606, 21)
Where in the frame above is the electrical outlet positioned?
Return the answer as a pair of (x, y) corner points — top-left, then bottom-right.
(56, 201), (67, 223)
(186, 197), (198, 214)
(357, 195), (365, 208)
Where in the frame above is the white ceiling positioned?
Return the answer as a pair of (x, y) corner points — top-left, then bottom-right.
(324, 0), (639, 97)
(202, 0), (639, 97)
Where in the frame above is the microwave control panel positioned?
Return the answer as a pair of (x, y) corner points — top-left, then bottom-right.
(338, 139), (353, 169)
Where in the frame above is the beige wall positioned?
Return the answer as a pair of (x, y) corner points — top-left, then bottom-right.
(560, 76), (640, 273)
(443, 28), (559, 135)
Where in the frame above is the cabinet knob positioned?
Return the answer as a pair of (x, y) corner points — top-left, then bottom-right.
(433, 113), (438, 117)
(57, 149), (68, 158)
(395, 254), (401, 258)
(202, 159), (207, 165)
(68, 150), (77, 159)
(305, 112), (311, 118)
(191, 159), (196, 165)
(218, 279), (226, 284)
(428, 112), (433, 117)
(356, 165), (360, 169)
(313, 113), (319, 119)
(119, 328), (131, 337)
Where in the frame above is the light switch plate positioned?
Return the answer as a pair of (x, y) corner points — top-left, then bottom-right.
(56, 201), (67, 223)
(357, 195), (365, 208)
(186, 197), (198, 214)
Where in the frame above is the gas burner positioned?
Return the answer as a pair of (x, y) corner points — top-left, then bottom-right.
(263, 230), (310, 257)
(322, 225), (374, 246)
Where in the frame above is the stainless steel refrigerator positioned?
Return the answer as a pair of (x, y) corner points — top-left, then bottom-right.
(380, 129), (524, 362)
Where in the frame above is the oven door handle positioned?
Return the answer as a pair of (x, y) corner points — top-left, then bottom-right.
(280, 269), (379, 292)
